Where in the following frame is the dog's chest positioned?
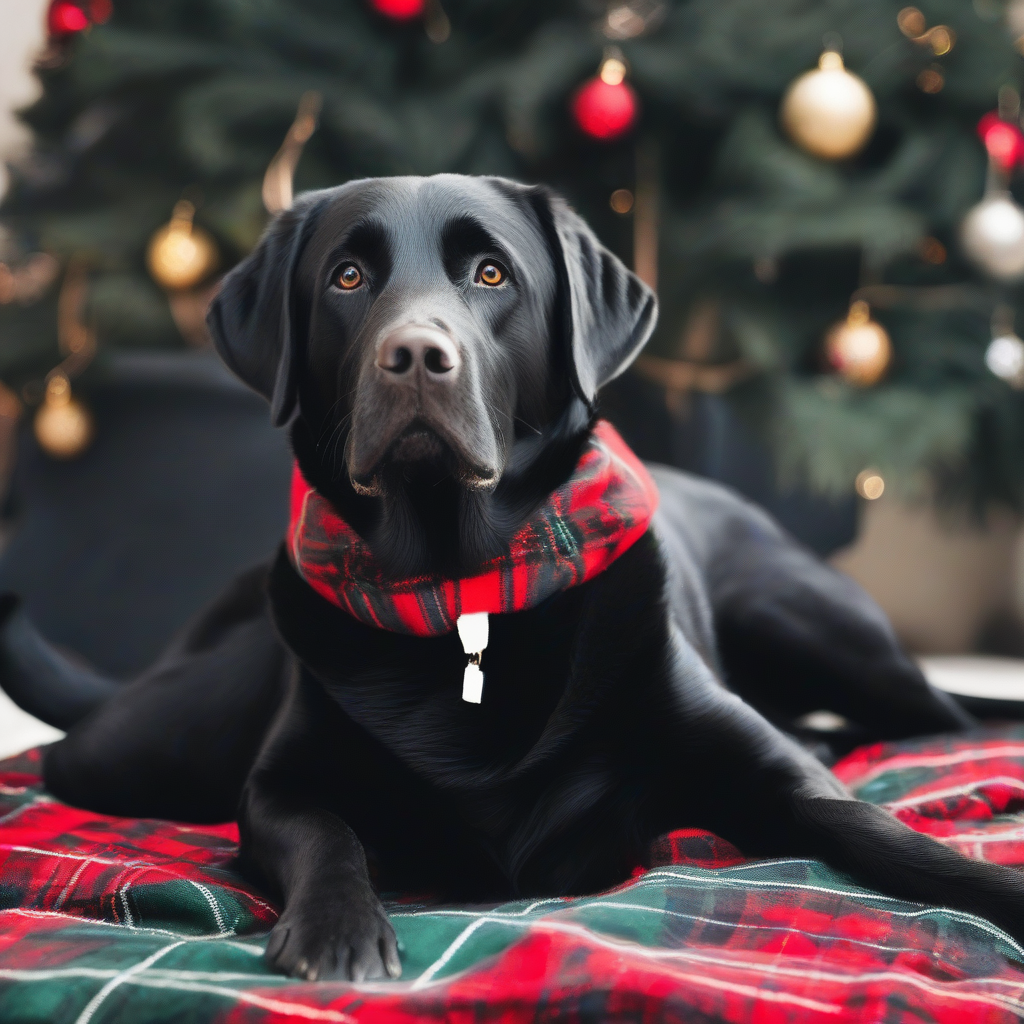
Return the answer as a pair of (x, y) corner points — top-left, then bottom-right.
(273, 549), (664, 894)
(327, 620), (579, 780)
(315, 586), (596, 788)
(273, 552), (634, 832)
(320, 602), (641, 891)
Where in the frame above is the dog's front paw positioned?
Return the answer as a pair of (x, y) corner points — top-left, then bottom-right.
(266, 883), (401, 982)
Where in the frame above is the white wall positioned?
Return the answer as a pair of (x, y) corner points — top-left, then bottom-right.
(832, 497), (1022, 654)
(0, 0), (48, 197)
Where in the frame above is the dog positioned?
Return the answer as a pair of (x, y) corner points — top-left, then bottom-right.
(0, 174), (1016, 985)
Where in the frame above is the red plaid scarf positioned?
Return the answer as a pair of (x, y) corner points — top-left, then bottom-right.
(286, 420), (659, 637)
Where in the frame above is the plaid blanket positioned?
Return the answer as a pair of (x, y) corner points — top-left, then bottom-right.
(3, 732), (1024, 1022)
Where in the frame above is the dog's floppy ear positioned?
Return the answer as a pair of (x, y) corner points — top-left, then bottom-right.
(207, 190), (331, 426)
(530, 188), (657, 406)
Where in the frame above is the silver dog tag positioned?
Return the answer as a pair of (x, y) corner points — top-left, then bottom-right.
(462, 662), (484, 704)
(457, 612), (488, 703)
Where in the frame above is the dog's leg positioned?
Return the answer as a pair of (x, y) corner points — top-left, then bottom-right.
(43, 564), (287, 822)
(708, 529), (973, 738)
(654, 629), (1024, 944)
(240, 667), (401, 982)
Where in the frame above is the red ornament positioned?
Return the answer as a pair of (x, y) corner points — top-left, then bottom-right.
(370, 0), (425, 19)
(572, 77), (638, 141)
(978, 111), (1024, 171)
(48, 1), (90, 35)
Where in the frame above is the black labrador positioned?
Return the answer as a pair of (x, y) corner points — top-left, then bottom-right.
(0, 175), (1012, 984)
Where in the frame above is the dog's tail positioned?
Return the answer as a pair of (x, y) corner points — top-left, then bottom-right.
(0, 594), (119, 730)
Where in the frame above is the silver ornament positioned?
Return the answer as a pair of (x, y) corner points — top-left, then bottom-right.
(961, 192), (1024, 281)
(986, 333), (1024, 387)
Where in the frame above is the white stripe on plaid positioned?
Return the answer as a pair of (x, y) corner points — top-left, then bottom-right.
(73, 940), (185, 1024)
(849, 744), (1024, 787)
(405, 915), (1024, 1015)
(0, 910), (1019, 1016)
(412, 917), (489, 989)
(0, 842), (277, 919)
(0, 906), (263, 950)
(883, 776), (1024, 811)
(124, 979), (358, 1021)
(636, 867), (1024, 957)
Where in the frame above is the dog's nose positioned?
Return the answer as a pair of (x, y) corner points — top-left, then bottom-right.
(376, 325), (460, 378)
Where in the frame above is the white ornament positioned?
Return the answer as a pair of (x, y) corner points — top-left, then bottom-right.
(457, 612), (489, 703)
(986, 333), (1024, 387)
(961, 192), (1024, 281)
(780, 51), (877, 161)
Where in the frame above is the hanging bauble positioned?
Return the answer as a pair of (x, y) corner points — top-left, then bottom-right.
(48, 1), (89, 34)
(780, 51), (877, 160)
(978, 111), (1024, 172)
(825, 300), (891, 387)
(47, 0), (110, 36)
(961, 192), (1024, 282)
(146, 201), (218, 291)
(370, 0), (425, 19)
(986, 332), (1024, 388)
(572, 57), (638, 141)
(34, 375), (92, 459)
(854, 469), (885, 500)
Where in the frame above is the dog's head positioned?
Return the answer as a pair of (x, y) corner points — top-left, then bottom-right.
(208, 174), (656, 574)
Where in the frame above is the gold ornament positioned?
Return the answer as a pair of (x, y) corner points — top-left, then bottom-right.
(34, 374), (93, 459)
(896, 7), (956, 55)
(781, 51), (877, 160)
(825, 300), (891, 386)
(146, 201), (218, 291)
(854, 469), (885, 500)
(609, 188), (634, 213)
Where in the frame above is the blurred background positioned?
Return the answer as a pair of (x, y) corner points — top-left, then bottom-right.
(3, 0), (1024, 750)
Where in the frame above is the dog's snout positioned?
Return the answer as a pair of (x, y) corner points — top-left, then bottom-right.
(377, 326), (460, 379)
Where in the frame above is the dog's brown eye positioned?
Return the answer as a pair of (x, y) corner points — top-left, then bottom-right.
(337, 265), (362, 290)
(476, 262), (505, 287)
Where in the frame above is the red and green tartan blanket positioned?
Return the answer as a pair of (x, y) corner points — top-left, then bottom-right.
(4, 729), (1024, 1022)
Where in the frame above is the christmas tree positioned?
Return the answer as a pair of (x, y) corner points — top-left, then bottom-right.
(2, 0), (1023, 504)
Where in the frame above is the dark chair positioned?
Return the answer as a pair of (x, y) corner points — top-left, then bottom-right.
(0, 351), (292, 678)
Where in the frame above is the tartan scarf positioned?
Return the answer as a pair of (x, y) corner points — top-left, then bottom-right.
(286, 420), (659, 637)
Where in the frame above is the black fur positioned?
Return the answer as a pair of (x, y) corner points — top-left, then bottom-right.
(2, 175), (1013, 987)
